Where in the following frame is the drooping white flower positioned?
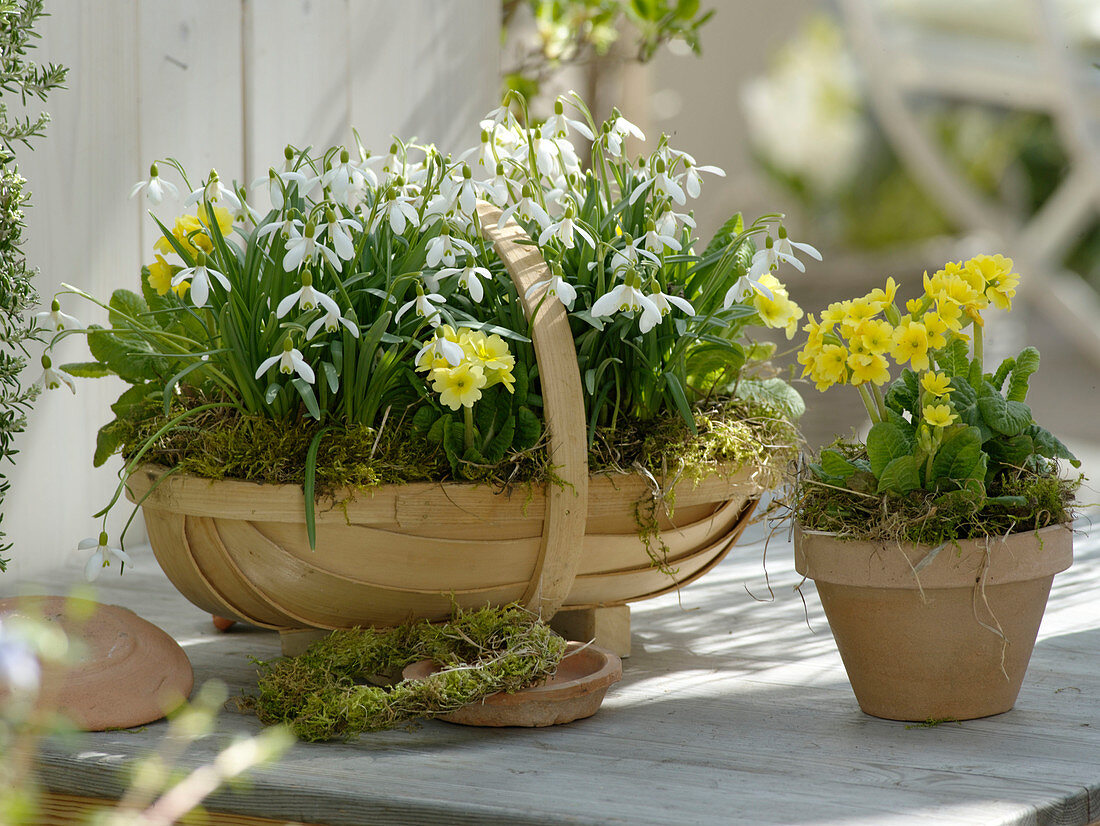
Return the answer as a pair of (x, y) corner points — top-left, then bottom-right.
(656, 209), (696, 241)
(646, 282), (695, 322)
(680, 161), (726, 199)
(439, 263), (492, 302)
(723, 273), (775, 309)
(171, 252), (231, 308)
(591, 272), (662, 333)
(322, 148), (369, 205)
(283, 222), (341, 272)
(252, 167), (308, 210)
(773, 226), (822, 272)
(415, 329), (464, 367)
(129, 162), (179, 205)
(481, 162), (512, 207)
(499, 186), (552, 231)
(609, 235), (658, 275)
(538, 207), (595, 250)
(439, 164), (479, 216)
(36, 354), (74, 394)
(640, 220), (683, 254)
(256, 213), (304, 243)
(532, 131), (580, 178)
(426, 228), (477, 269)
(35, 299), (80, 331)
(395, 285), (446, 327)
(317, 209), (362, 262)
(376, 191), (421, 235)
(524, 267), (577, 310)
(543, 98), (594, 141)
(255, 338), (315, 384)
(185, 169), (241, 210)
(80, 531), (132, 581)
(629, 158), (685, 206)
(602, 110), (646, 158)
(306, 305), (359, 339)
(276, 273), (341, 318)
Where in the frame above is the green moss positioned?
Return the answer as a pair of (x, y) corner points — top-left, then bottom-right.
(245, 604), (566, 742)
(794, 442), (1079, 546)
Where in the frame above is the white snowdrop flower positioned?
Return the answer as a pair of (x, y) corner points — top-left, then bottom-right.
(36, 354), (74, 394)
(35, 298), (80, 331)
(322, 148), (369, 205)
(185, 168), (241, 210)
(543, 98), (595, 141)
(499, 187), (552, 231)
(395, 285), (446, 327)
(640, 220), (682, 254)
(646, 281), (695, 321)
(680, 161), (726, 200)
(317, 208), (362, 262)
(79, 531), (133, 581)
(773, 226), (822, 272)
(426, 227), (477, 269)
(656, 210), (695, 240)
(439, 263), (492, 303)
(172, 252), (231, 308)
(723, 273), (775, 309)
(416, 330), (464, 367)
(439, 164), (479, 218)
(524, 266), (577, 311)
(129, 162), (178, 205)
(481, 162), (512, 207)
(630, 158), (685, 206)
(538, 206), (595, 250)
(609, 235), (657, 275)
(306, 305), (359, 339)
(276, 273), (341, 318)
(591, 272), (662, 333)
(283, 222), (341, 272)
(256, 213), (304, 243)
(251, 166), (308, 211)
(376, 190), (421, 235)
(255, 338), (315, 384)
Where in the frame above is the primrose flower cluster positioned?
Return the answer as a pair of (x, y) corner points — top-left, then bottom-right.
(415, 326), (516, 411)
(799, 255), (1077, 498)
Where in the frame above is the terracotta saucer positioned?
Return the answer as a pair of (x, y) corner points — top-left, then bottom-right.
(0, 595), (193, 731)
(402, 641), (622, 727)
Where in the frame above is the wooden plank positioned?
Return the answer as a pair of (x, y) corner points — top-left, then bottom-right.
(39, 791), (322, 826)
(136, 0), (245, 253)
(242, 0), (350, 190)
(10, 520), (1100, 825)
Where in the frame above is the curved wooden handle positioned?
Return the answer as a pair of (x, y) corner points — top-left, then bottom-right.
(476, 201), (589, 618)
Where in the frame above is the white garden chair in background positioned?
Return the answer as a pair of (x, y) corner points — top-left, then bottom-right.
(839, 0), (1100, 364)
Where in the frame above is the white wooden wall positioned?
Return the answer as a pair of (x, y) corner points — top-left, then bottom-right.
(6, 0), (498, 583)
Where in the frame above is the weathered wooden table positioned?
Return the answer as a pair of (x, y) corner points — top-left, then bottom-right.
(11, 516), (1100, 826)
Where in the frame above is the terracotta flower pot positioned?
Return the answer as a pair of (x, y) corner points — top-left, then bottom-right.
(794, 523), (1073, 721)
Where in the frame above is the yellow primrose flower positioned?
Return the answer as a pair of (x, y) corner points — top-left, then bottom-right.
(753, 289), (803, 339)
(811, 344), (849, 391)
(923, 403), (957, 428)
(891, 320), (930, 371)
(820, 300), (850, 327)
(801, 314), (829, 351)
(866, 276), (898, 312)
(921, 371), (952, 397)
(968, 254), (1019, 311)
(146, 254), (187, 297)
(847, 352), (891, 386)
(839, 296), (879, 334)
(922, 310), (949, 349)
(934, 299), (963, 332)
(853, 318), (894, 355)
(154, 205), (233, 258)
(431, 362), (487, 410)
(461, 329), (516, 392)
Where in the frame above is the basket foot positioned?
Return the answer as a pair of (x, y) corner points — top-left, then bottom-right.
(550, 605), (631, 658)
(279, 627), (330, 656)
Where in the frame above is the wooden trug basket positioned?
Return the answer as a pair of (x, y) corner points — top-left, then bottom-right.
(126, 203), (770, 654)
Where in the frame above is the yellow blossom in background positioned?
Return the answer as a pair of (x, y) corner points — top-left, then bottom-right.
(752, 274), (803, 339)
(891, 319), (930, 370)
(847, 352), (891, 386)
(921, 371), (952, 397)
(933, 299), (963, 332)
(154, 205), (234, 259)
(820, 300), (849, 327)
(146, 254), (187, 297)
(801, 314), (829, 351)
(431, 361), (487, 410)
(922, 310), (949, 349)
(839, 296), (878, 334)
(922, 403), (957, 428)
(968, 254), (1019, 311)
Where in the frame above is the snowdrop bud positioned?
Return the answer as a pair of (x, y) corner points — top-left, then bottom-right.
(304, 220), (316, 238)
(195, 251), (207, 267)
(655, 158), (666, 174)
(98, 531), (109, 547)
(287, 208), (301, 221)
(764, 235), (774, 249)
(555, 99), (565, 115)
(325, 208), (337, 224)
(463, 164), (472, 180)
(282, 338), (294, 353)
(778, 225), (788, 239)
(149, 162), (159, 178)
(388, 142), (399, 155)
(209, 169), (220, 183)
(284, 145), (295, 161)
(622, 232), (634, 245)
(481, 129), (490, 144)
(51, 298), (61, 312)
(340, 148), (350, 164)
(611, 107), (622, 119)
(495, 162), (505, 176)
(40, 353), (51, 369)
(301, 271), (313, 287)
